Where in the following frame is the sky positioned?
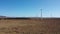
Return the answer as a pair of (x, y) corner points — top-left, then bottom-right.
(0, 0), (60, 17)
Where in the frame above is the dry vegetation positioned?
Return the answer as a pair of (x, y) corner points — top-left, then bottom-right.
(0, 18), (60, 34)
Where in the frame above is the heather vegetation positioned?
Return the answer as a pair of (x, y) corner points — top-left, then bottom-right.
(0, 18), (60, 34)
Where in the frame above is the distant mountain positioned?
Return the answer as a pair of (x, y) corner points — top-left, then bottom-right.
(0, 16), (7, 18)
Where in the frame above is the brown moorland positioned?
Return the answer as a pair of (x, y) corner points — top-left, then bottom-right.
(0, 17), (60, 34)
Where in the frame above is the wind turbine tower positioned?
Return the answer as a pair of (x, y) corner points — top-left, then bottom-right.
(40, 9), (43, 20)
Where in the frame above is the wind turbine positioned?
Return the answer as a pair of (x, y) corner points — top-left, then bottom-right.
(40, 9), (43, 20)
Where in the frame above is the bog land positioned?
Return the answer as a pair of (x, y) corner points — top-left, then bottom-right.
(0, 18), (60, 34)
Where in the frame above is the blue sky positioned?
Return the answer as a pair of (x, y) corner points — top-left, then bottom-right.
(0, 0), (60, 17)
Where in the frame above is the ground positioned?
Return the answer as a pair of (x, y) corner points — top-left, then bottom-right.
(0, 18), (60, 34)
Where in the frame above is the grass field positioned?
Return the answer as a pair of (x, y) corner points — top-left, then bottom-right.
(0, 18), (60, 34)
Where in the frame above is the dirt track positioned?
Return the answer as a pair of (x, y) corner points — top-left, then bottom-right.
(0, 18), (60, 34)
